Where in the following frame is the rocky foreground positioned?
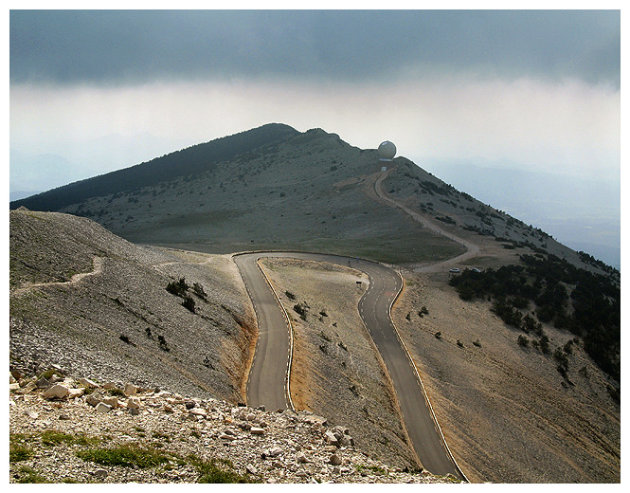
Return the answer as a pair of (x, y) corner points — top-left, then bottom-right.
(9, 367), (457, 484)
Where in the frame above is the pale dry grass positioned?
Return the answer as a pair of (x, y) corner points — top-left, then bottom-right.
(392, 270), (620, 483)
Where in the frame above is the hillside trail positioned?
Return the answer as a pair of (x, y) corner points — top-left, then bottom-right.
(371, 168), (480, 273)
(12, 256), (104, 297)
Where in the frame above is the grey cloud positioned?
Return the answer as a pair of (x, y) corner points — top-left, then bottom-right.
(10, 10), (619, 86)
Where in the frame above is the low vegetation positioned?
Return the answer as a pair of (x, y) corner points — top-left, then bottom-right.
(449, 253), (620, 381)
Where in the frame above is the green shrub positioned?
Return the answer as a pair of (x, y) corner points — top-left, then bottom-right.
(15, 466), (48, 483)
(10, 444), (33, 463)
(192, 282), (208, 300)
(166, 277), (189, 297)
(40, 430), (98, 447)
(188, 455), (255, 483)
(76, 445), (171, 469)
(517, 335), (529, 348)
(182, 295), (196, 313)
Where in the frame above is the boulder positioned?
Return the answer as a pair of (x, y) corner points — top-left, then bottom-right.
(77, 378), (100, 389)
(127, 397), (141, 410)
(250, 427), (265, 436)
(329, 454), (342, 466)
(124, 383), (138, 397)
(68, 388), (85, 399)
(35, 377), (52, 389)
(268, 446), (283, 457)
(325, 430), (339, 445)
(43, 384), (70, 400)
(95, 402), (112, 413)
(86, 392), (105, 407)
(24, 409), (39, 419)
(102, 396), (120, 409)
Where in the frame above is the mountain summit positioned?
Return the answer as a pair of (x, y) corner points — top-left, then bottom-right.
(9, 124), (609, 270)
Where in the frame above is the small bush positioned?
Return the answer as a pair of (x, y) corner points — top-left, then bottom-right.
(435, 331), (442, 340)
(10, 444), (33, 463)
(285, 291), (296, 300)
(15, 465), (48, 483)
(192, 282), (208, 300)
(188, 455), (254, 483)
(517, 335), (529, 348)
(158, 335), (170, 352)
(166, 277), (189, 297)
(119, 334), (132, 345)
(456, 340), (464, 348)
(182, 295), (196, 313)
(293, 303), (308, 321)
(539, 335), (551, 355)
(41, 430), (99, 447)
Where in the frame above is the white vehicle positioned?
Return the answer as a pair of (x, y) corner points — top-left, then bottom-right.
(449, 268), (461, 274)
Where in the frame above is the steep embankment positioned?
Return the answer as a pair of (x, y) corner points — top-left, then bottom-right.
(10, 209), (256, 402)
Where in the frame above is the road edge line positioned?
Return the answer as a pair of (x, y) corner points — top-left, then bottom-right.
(255, 258), (296, 412)
(387, 268), (469, 483)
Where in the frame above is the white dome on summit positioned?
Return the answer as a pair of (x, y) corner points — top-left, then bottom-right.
(378, 141), (396, 160)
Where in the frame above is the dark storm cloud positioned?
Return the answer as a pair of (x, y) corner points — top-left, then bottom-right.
(10, 10), (619, 86)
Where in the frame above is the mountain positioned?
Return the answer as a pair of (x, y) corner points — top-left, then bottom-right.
(9, 124), (615, 273)
(10, 123), (299, 212)
(9, 125), (620, 482)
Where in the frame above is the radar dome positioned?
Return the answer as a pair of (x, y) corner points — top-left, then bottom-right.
(378, 141), (397, 160)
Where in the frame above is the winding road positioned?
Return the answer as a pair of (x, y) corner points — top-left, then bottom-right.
(234, 169), (476, 479)
(235, 251), (464, 479)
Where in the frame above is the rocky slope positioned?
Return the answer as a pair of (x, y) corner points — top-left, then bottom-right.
(10, 369), (455, 484)
(10, 208), (256, 403)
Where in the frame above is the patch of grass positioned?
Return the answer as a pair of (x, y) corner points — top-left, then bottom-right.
(76, 444), (172, 469)
(152, 431), (171, 442)
(107, 387), (125, 397)
(41, 430), (99, 447)
(10, 444), (33, 463)
(187, 454), (255, 483)
(15, 465), (49, 483)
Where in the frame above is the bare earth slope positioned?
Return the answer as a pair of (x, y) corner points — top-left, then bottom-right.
(10, 209), (256, 403)
(392, 269), (620, 483)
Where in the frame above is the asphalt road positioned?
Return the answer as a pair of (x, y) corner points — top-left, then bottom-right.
(235, 251), (463, 478)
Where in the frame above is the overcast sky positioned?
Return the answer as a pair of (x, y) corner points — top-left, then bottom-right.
(8, 8), (622, 264)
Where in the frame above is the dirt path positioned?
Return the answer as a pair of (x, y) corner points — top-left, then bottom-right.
(12, 257), (104, 296)
(372, 169), (480, 272)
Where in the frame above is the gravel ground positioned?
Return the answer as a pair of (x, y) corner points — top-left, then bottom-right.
(9, 372), (456, 484)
